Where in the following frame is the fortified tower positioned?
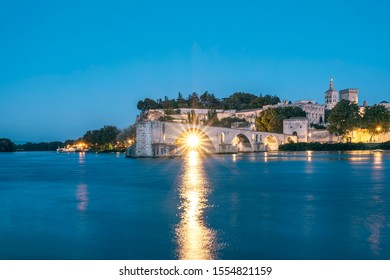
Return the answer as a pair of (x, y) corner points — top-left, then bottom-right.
(339, 88), (359, 104)
(324, 76), (338, 110)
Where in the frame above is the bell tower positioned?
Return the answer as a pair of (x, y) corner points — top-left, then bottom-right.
(325, 76), (338, 110)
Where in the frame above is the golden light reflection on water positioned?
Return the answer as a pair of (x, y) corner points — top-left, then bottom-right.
(175, 151), (217, 260)
(78, 152), (85, 164)
(373, 152), (383, 169)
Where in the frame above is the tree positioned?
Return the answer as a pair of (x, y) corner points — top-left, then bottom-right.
(188, 92), (200, 108)
(256, 108), (279, 132)
(0, 138), (16, 152)
(116, 125), (137, 146)
(177, 92), (188, 108)
(256, 107), (306, 133)
(223, 92), (258, 110)
(362, 104), (390, 141)
(100, 125), (120, 146)
(327, 100), (361, 141)
(223, 92), (280, 110)
(200, 91), (221, 109)
(82, 125), (120, 148)
(137, 98), (159, 110)
(187, 109), (199, 124)
(205, 109), (219, 125)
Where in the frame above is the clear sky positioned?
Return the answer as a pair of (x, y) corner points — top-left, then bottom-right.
(1, 0), (389, 142)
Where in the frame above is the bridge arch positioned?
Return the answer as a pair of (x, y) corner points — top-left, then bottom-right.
(286, 136), (295, 143)
(265, 135), (278, 151)
(174, 127), (216, 154)
(232, 133), (253, 152)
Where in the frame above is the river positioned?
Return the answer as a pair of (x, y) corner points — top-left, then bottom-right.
(0, 151), (389, 259)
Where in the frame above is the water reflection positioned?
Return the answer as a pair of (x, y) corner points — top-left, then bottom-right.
(78, 152), (86, 164)
(367, 213), (385, 256)
(372, 152), (383, 170)
(306, 151), (312, 162)
(175, 151), (217, 260)
(76, 184), (88, 212)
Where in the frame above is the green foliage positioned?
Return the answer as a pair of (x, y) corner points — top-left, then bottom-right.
(0, 138), (16, 152)
(200, 91), (221, 108)
(311, 123), (326, 129)
(137, 98), (159, 110)
(136, 91), (280, 111)
(205, 109), (219, 126)
(379, 141), (390, 150)
(158, 115), (174, 122)
(16, 141), (63, 151)
(362, 104), (390, 137)
(256, 107), (306, 133)
(116, 125), (137, 146)
(223, 92), (280, 110)
(327, 100), (361, 140)
(187, 110), (199, 124)
(188, 92), (200, 108)
(279, 142), (371, 151)
(82, 125), (120, 147)
(211, 117), (247, 128)
(324, 110), (331, 123)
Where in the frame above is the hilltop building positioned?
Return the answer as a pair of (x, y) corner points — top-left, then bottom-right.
(264, 100), (324, 125)
(379, 101), (390, 110)
(291, 100), (325, 124)
(340, 88), (359, 104)
(324, 76), (338, 110)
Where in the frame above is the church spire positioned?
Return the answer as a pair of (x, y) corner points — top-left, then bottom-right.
(329, 76), (334, 90)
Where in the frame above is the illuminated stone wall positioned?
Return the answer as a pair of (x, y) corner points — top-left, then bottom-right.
(283, 117), (309, 142)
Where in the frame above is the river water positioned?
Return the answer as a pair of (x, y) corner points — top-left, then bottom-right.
(0, 151), (389, 259)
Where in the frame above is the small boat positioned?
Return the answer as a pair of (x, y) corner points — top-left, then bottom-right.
(372, 149), (384, 153)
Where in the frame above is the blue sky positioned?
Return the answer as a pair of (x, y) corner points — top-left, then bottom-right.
(1, 0), (389, 142)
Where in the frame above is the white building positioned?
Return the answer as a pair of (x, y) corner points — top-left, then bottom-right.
(292, 100), (325, 124)
(325, 76), (338, 110)
(379, 101), (390, 110)
(263, 100), (324, 125)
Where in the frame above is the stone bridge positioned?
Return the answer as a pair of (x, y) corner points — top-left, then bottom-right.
(128, 121), (297, 157)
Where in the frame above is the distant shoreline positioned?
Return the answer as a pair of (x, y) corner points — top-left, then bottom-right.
(279, 141), (389, 152)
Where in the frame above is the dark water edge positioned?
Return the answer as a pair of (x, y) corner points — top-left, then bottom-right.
(0, 151), (389, 260)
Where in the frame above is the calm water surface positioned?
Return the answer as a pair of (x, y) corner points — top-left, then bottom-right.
(0, 151), (389, 259)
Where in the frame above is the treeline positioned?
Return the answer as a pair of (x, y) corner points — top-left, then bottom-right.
(0, 138), (16, 152)
(9, 125), (136, 152)
(82, 125), (120, 149)
(17, 141), (65, 151)
(279, 141), (390, 151)
(327, 100), (390, 140)
(80, 125), (136, 150)
(137, 92), (280, 111)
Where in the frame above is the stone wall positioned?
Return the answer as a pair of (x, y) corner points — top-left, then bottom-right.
(309, 129), (338, 143)
(283, 117), (309, 142)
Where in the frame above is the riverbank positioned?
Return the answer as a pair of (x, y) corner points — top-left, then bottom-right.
(279, 141), (390, 151)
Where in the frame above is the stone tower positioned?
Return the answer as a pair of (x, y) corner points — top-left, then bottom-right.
(339, 88), (359, 105)
(324, 76), (338, 110)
